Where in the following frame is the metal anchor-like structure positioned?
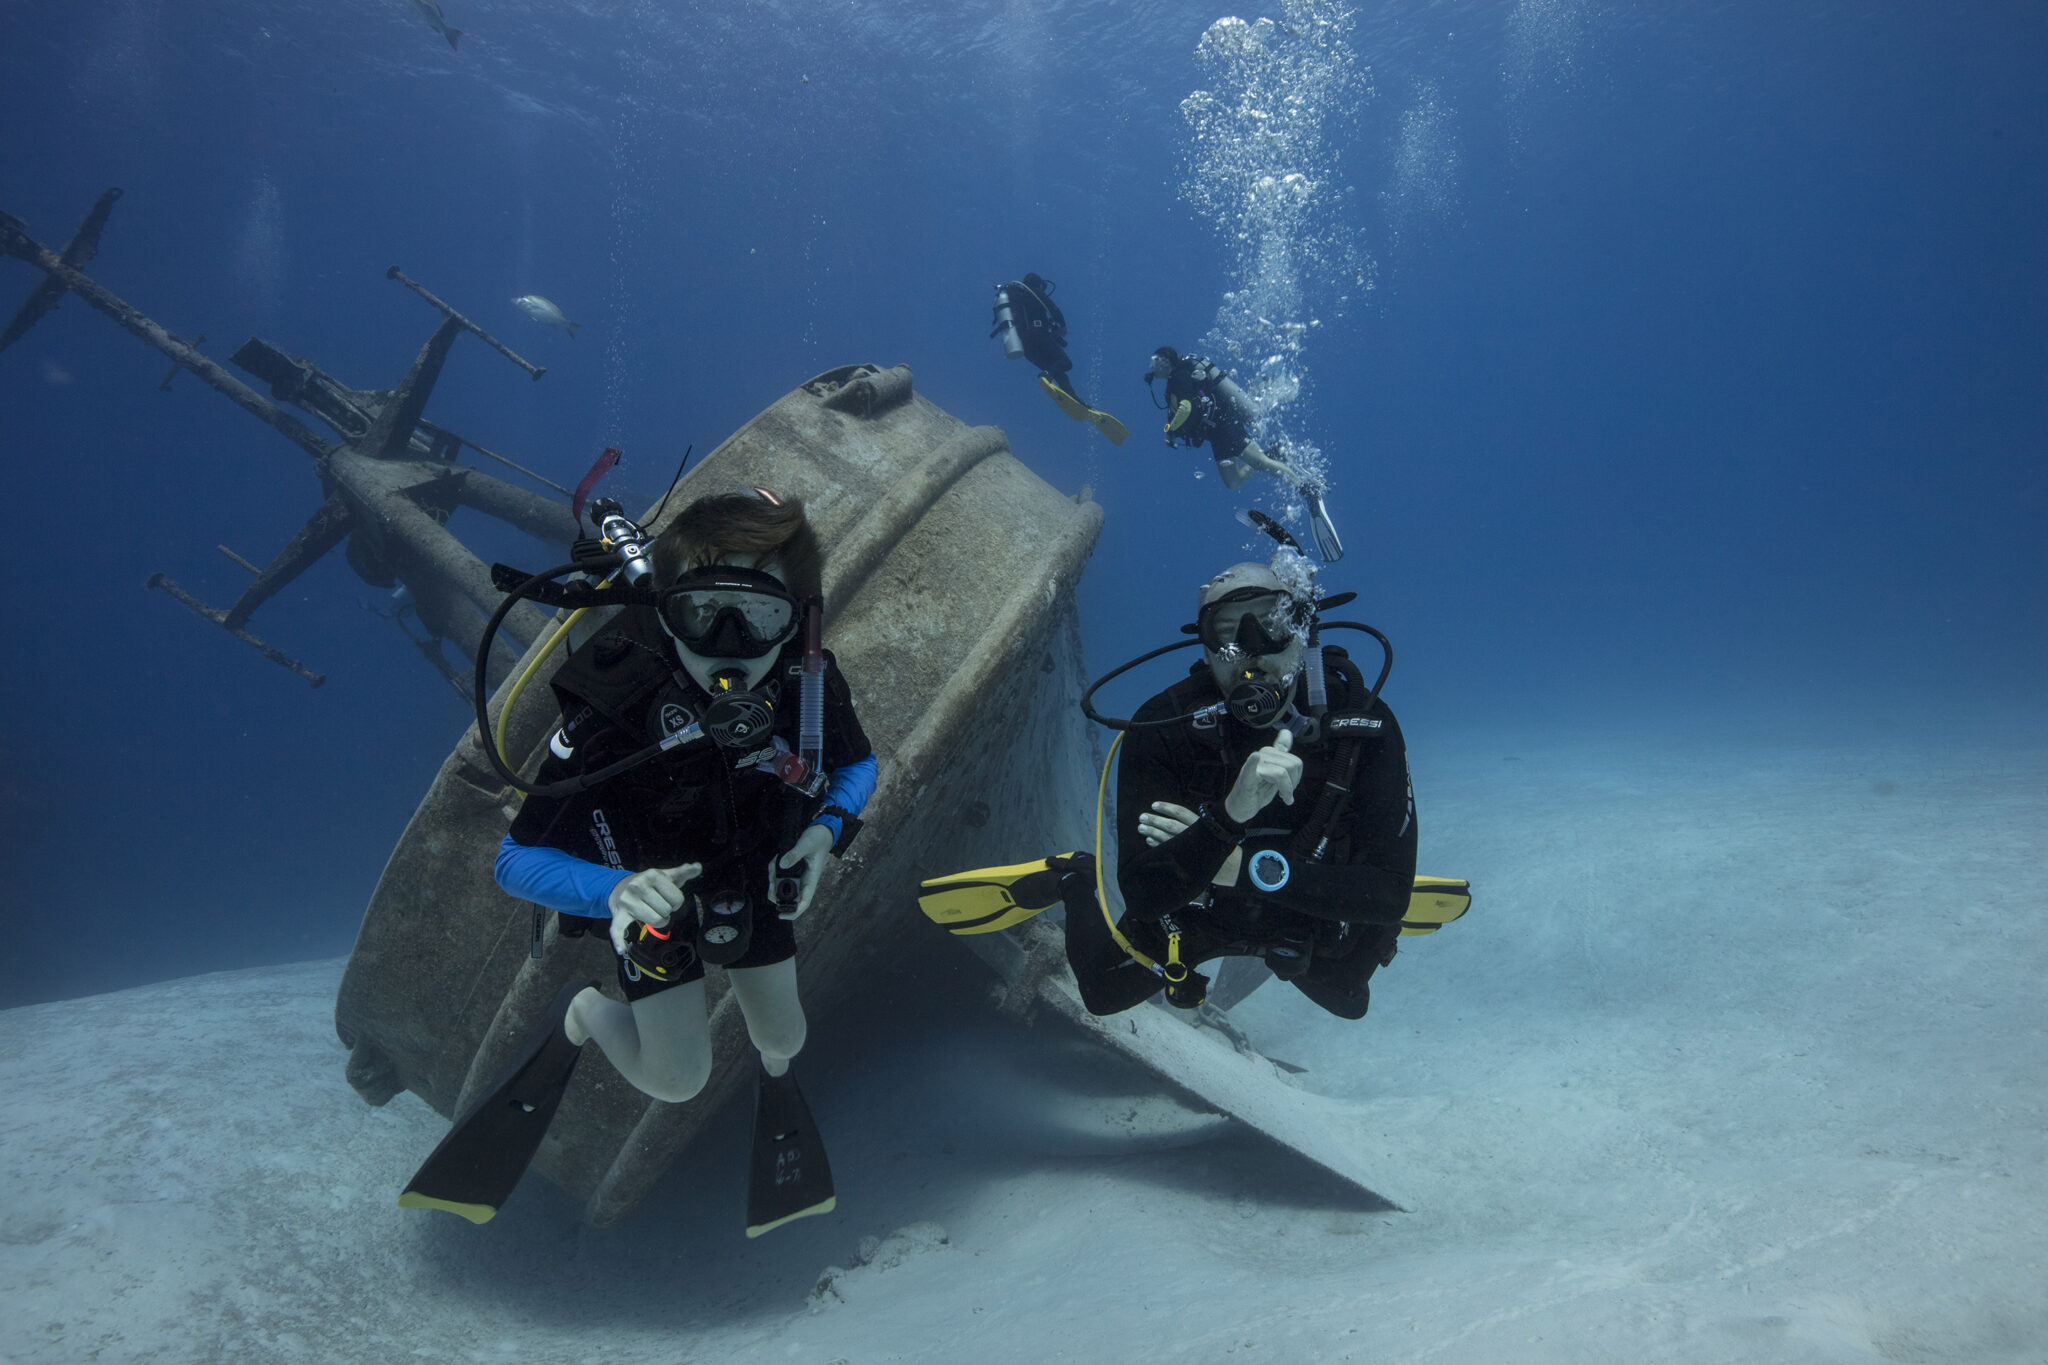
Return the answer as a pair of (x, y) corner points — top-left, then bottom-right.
(0, 188), (581, 692)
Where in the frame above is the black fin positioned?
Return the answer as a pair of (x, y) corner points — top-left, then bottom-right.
(745, 1065), (835, 1237)
(397, 978), (588, 1224)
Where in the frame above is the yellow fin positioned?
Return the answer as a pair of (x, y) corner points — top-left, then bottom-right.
(1400, 875), (1471, 934)
(918, 855), (1082, 935)
(1039, 375), (1128, 445)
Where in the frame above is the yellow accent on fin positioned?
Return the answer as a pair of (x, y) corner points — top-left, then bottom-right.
(918, 855), (1082, 935)
(1400, 876), (1471, 935)
(397, 1191), (498, 1224)
(1038, 375), (1128, 445)
(745, 1193), (836, 1239)
(1039, 372), (1090, 419)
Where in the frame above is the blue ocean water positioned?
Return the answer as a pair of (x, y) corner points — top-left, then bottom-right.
(0, 0), (2040, 1009)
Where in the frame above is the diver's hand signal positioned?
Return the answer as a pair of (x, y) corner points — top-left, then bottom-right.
(608, 863), (703, 954)
(1138, 801), (1199, 847)
(1224, 728), (1303, 824)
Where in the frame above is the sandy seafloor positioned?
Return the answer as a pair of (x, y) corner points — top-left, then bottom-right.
(2, 727), (2042, 1365)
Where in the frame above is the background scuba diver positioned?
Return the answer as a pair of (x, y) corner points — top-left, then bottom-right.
(1145, 345), (1345, 562)
(991, 272), (1128, 445)
(464, 491), (876, 1229)
(1063, 558), (1415, 1019)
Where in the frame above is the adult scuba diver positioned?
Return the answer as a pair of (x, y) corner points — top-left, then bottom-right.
(918, 538), (1469, 1019)
(398, 489), (877, 1236)
(1145, 345), (1345, 562)
(991, 271), (1128, 445)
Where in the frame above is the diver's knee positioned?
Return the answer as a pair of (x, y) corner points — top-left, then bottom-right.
(639, 1048), (713, 1104)
(745, 1006), (807, 1063)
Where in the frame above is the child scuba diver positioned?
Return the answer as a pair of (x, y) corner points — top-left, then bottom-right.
(400, 489), (876, 1235)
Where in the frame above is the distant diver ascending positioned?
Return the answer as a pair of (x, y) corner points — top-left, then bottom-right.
(409, 0), (462, 50)
(398, 490), (877, 1235)
(991, 272), (1128, 445)
(1145, 345), (1344, 562)
(919, 544), (1470, 1018)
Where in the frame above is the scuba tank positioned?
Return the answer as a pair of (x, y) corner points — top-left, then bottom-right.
(990, 284), (1026, 361)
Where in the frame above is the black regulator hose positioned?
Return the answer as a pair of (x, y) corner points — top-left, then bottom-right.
(469, 562), (679, 800)
(1079, 638), (1204, 730)
(1080, 621), (1392, 732)
(1319, 621), (1393, 712)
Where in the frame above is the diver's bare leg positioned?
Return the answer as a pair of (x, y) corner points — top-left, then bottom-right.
(1244, 442), (1299, 482)
(567, 981), (713, 1103)
(1215, 453), (1257, 490)
(727, 958), (808, 1077)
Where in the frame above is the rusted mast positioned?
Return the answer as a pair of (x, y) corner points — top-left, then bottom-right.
(0, 191), (579, 689)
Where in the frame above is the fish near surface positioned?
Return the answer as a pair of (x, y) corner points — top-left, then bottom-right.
(513, 295), (579, 339)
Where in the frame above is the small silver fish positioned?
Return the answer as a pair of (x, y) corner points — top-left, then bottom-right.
(409, 0), (461, 51)
(513, 295), (579, 339)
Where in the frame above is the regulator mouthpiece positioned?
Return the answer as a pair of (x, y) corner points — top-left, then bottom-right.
(701, 669), (773, 748)
(1224, 670), (1288, 728)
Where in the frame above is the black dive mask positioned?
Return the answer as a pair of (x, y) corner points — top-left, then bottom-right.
(656, 567), (800, 660)
(1196, 588), (1301, 657)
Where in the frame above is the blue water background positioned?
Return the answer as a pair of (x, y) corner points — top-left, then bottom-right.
(0, 0), (2041, 1008)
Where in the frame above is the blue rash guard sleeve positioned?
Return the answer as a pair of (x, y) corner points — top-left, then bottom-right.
(810, 752), (878, 845)
(495, 835), (627, 920)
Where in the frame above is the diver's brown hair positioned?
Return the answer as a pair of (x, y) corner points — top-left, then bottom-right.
(651, 492), (824, 599)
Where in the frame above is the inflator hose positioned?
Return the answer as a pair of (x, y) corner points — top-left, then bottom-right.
(469, 564), (688, 800)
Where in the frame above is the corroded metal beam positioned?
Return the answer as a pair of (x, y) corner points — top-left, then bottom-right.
(387, 265), (545, 381)
(0, 188), (121, 352)
(0, 204), (334, 462)
(145, 572), (326, 688)
(221, 494), (356, 632)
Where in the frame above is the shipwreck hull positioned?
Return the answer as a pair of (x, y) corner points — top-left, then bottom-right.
(334, 364), (1107, 1224)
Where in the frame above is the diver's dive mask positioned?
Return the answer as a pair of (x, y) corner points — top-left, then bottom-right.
(655, 566), (801, 660)
(1198, 588), (1307, 729)
(1196, 588), (1302, 657)
(657, 565), (805, 749)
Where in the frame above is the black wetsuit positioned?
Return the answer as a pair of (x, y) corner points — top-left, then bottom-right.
(507, 606), (873, 998)
(1065, 646), (1417, 1019)
(1161, 354), (1257, 466)
(998, 274), (1091, 405)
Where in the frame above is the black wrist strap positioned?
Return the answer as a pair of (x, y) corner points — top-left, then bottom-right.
(819, 804), (864, 857)
(1198, 801), (1245, 843)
